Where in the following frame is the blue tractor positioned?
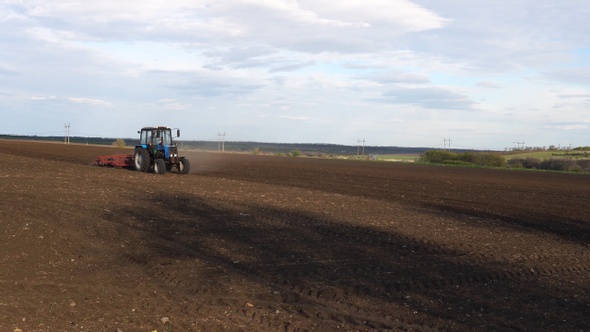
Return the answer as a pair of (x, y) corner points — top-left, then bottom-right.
(133, 126), (190, 175)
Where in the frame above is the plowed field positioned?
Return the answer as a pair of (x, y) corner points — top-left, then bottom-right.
(1, 140), (589, 332)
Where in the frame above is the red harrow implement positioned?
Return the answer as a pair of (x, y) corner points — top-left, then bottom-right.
(94, 154), (134, 168)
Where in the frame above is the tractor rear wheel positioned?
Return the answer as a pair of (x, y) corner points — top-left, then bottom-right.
(154, 158), (166, 175)
(179, 158), (190, 174)
(134, 148), (150, 172)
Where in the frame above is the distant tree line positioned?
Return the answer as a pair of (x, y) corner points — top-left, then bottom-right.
(420, 149), (589, 172)
(419, 150), (506, 167)
(190, 141), (436, 155)
(0, 134), (121, 145)
(510, 145), (590, 152)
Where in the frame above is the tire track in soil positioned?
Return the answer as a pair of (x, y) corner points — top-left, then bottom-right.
(266, 210), (590, 289)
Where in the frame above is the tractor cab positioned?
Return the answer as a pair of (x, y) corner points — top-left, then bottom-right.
(138, 127), (179, 147)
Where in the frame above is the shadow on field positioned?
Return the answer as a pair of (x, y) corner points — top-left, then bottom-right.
(421, 201), (590, 247)
(108, 192), (589, 331)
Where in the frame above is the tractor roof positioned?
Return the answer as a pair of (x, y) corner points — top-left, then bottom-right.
(140, 126), (171, 131)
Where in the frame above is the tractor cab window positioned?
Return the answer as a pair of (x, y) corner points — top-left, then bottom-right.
(139, 128), (172, 145)
(150, 131), (160, 145)
(140, 130), (149, 145)
(161, 130), (172, 145)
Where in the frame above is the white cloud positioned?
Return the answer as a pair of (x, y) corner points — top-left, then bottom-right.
(279, 115), (310, 121)
(30, 95), (56, 101)
(542, 68), (590, 86)
(67, 97), (112, 107)
(380, 86), (476, 111)
(557, 94), (590, 99)
(544, 123), (587, 131)
(477, 81), (502, 89)
(300, 0), (450, 31)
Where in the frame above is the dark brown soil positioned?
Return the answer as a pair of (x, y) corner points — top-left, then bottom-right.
(1, 140), (589, 332)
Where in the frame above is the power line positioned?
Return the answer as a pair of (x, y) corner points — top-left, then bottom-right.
(513, 141), (525, 150)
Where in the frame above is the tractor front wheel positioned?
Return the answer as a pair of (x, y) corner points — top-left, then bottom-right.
(179, 158), (190, 174)
(134, 148), (150, 172)
(154, 158), (166, 175)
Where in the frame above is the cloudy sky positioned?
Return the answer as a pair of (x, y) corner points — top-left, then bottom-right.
(0, 0), (588, 150)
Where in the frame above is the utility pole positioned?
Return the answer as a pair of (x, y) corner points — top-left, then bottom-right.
(443, 138), (451, 151)
(357, 139), (365, 156)
(64, 123), (70, 145)
(218, 132), (226, 152)
(362, 139), (365, 156)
